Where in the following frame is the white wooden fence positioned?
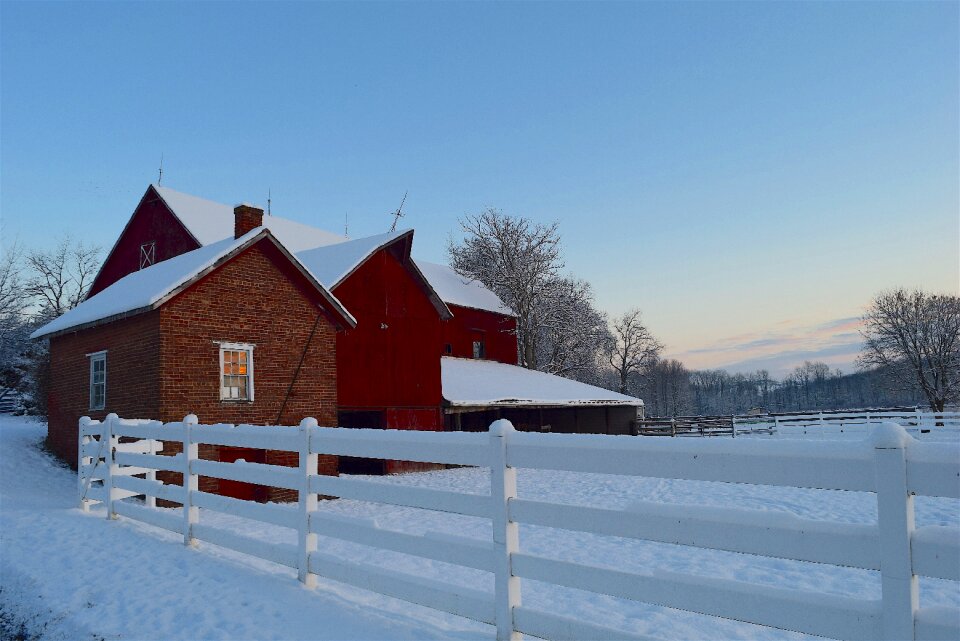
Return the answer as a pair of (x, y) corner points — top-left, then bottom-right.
(79, 414), (960, 641)
(762, 410), (960, 438)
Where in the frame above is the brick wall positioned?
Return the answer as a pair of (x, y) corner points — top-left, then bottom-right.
(47, 311), (161, 465)
(159, 241), (340, 501)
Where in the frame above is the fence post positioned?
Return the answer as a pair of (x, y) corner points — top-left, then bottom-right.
(146, 432), (158, 509)
(298, 417), (319, 589)
(818, 411), (825, 429)
(873, 422), (918, 641)
(731, 415), (737, 438)
(670, 417), (676, 437)
(103, 413), (118, 519)
(78, 416), (92, 511)
(182, 414), (199, 547)
(490, 419), (521, 641)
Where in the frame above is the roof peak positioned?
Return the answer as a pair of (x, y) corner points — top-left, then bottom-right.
(31, 227), (355, 340)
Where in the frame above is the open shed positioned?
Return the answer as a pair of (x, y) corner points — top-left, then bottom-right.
(441, 357), (644, 435)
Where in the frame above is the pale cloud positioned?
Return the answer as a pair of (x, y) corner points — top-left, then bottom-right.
(666, 316), (864, 377)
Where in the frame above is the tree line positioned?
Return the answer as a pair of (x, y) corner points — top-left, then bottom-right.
(448, 209), (959, 416)
(635, 360), (929, 418)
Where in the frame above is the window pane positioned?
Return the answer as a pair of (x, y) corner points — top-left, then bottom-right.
(90, 355), (106, 409)
(220, 347), (252, 400)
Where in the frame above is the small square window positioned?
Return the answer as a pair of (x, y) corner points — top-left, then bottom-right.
(88, 351), (106, 410)
(219, 343), (254, 401)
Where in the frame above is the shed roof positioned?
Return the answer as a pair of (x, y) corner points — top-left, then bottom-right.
(441, 356), (643, 408)
(31, 228), (356, 340)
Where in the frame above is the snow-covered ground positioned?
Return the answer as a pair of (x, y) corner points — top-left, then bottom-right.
(2, 415), (958, 640)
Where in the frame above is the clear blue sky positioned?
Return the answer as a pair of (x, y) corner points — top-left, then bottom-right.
(2, 1), (957, 376)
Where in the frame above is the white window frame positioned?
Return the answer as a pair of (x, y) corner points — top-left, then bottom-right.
(218, 342), (255, 402)
(139, 241), (156, 269)
(87, 350), (107, 410)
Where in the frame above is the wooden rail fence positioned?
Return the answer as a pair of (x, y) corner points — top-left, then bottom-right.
(635, 409), (960, 438)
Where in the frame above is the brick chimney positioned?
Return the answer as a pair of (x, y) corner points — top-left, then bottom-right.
(234, 203), (264, 238)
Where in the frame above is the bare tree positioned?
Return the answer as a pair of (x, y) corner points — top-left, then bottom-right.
(0, 244), (27, 356)
(17, 237), (101, 416)
(0, 244), (29, 404)
(535, 277), (610, 382)
(858, 288), (960, 412)
(448, 209), (562, 369)
(23, 236), (101, 319)
(607, 308), (662, 395)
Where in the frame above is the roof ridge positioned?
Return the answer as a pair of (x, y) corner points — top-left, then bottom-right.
(31, 227), (356, 339)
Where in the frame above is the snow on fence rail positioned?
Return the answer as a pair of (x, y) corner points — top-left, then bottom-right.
(637, 410), (960, 438)
(78, 414), (960, 641)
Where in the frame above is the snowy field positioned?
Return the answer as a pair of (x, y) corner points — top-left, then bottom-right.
(2, 415), (958, 640)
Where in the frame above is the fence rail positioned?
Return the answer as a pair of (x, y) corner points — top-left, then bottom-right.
(635, 409), (960, 438)
(78, 414), (960, 641)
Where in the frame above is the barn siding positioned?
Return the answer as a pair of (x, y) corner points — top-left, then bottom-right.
(334, 247), (443, 424)
(441, 304), (518, 365)
(88, 187), (201, 297)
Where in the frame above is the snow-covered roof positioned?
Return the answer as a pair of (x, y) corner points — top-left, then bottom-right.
(296, 229), (411, 288)
(414, 261), (513, 316)
(441, 357), (643, 408)
(31, 228), (355, 340)
(149, 185), (509, 317)
(154, 185), (347, 253)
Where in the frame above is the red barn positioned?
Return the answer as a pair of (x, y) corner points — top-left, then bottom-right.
(35, 184), (643, 485)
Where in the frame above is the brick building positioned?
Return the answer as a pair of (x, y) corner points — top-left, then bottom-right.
(33, 185), (643, 493)
(35, 222), (354, 499)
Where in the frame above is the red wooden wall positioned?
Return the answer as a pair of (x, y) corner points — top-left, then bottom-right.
(332, 246), (444, 430)
(88, 186), (201, 297)
(440, 304), (518, 365)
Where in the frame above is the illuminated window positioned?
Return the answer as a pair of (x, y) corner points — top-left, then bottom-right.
(219, 343), (254, 401)
(88, 351), (107, 410)
(140, 241), (156, 269)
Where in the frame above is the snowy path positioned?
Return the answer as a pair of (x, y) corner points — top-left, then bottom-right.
(2, 415), (958, 640)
